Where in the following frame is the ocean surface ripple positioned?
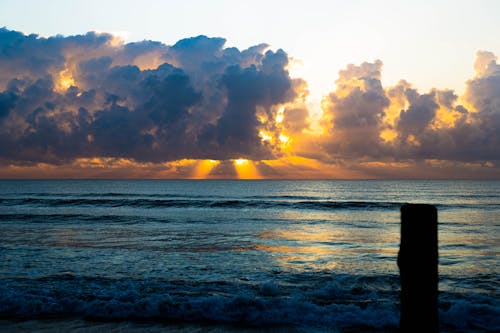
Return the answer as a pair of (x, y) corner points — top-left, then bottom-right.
(0, 180), (498, 332)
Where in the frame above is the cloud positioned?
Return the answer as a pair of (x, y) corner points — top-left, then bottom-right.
(317, 52), (500, 168)
(397, 90), (438, 137)
(281, 106), (309, 134)
(319, 59), (390, 160)
(0, 91), (16, 120)
(211, 49), (293, 160)
(0, 28), (302, 165)
(0, 27), (498, 178)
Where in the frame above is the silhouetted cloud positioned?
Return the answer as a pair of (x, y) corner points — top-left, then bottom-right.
(212, 50), (292, 159)
(0, 27), (498, 177)
(0, 28), (301, 165)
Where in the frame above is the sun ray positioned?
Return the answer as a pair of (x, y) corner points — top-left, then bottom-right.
(191, 159), (219, 179)
(233, 159), (261, 179)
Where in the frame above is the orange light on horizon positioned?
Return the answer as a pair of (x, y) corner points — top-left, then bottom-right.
(234, 158), (248, 166)
(233, 159), (261, 179)
(191, 159), (219, 179)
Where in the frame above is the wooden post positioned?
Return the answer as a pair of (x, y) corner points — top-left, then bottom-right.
(398, 204), (438, 332)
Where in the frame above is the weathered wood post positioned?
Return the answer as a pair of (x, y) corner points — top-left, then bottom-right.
(398, 204), (438, 332)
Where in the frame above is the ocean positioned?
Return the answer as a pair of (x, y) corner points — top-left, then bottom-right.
(0, 180), (498, 332)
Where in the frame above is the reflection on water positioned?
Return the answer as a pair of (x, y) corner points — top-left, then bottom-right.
(255, 225), (399, 273)
(259, 229), (344, 242)
(254, 243), (338, 271)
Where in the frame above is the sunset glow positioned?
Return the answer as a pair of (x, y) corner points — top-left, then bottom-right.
(55, 68), (75, 91)
(0, 2), (499, 332)
(0, 0), (498, 179)
(191, 159), (219, 179)
(233, 159), (261, 179)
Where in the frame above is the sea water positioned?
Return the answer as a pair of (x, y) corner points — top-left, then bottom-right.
(0, 180), (498, 332)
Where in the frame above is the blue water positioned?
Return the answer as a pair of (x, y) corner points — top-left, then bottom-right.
(0, 180), (498, 332)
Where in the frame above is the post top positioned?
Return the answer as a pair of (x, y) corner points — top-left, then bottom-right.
(401, 203), (437, 213)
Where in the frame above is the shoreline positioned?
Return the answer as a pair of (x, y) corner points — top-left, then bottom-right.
(0, 318), (305, 333)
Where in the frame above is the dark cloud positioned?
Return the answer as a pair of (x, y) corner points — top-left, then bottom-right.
(1, 28), (498, 174)
(0, 28), (63, 83)
(0, 29), (300, 165)
(0, 91), (17, 120)
(213, 50), (292, 159)
(397, 90), (438, 136)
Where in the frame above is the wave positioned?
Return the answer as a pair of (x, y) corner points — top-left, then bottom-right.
(2, 197), (498, 211)
(0, 197), (405, 211)
(0, 274), (497, 331)
(0, 213), (152, 224)
(3, 193), (323, 202)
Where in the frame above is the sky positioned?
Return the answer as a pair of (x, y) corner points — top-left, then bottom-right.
(2, 0), (500, 98)
(0, 0), (499, 178)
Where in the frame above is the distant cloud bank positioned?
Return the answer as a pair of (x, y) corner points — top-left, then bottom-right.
(0, 28), (498, 178)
